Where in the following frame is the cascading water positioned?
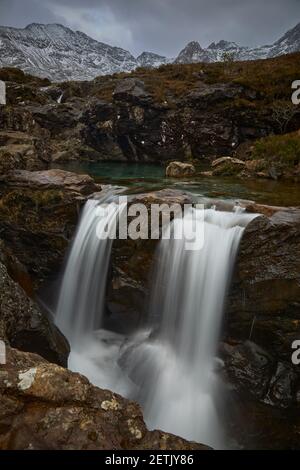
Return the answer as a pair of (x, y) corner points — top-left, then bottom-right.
(120, 207), (257, 448)
(56, 189), (126, 343)
(55, 197), (257, 449)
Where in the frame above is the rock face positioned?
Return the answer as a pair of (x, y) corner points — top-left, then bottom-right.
(227, 209), (300, 360)
(0, 262), (69, 366)
(0, 346), (210, 450)
(166, 161), (196, 178)
(0, 131), (50, 172)
(222, 341), (299, 409)
(0, 169), (100, 284)
(2, 56), (298, 164)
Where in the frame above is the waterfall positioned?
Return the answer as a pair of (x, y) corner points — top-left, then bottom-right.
(119, 206), (257, 449)
(56, 189), (126, 344)
(57, 93), (63, 104)
(55, 196), (257, 448)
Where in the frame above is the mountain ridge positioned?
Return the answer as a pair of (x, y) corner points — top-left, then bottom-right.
(0, 22), (300, 81)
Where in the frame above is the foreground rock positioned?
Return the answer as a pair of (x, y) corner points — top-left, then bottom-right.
(166, 161), (196, 178)
(0, 261), (69, 366)
(0, 346), (210, 450)
(0, 169), (100, 284)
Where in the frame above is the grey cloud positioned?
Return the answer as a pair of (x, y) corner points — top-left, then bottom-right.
(0, 0), (300, 56)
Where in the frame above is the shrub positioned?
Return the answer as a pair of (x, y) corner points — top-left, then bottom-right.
(252, 131), (300, 171)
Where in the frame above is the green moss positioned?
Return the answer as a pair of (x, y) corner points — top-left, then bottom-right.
(251, 132), (300, 172)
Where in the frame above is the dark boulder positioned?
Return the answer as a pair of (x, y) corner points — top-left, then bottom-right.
(222, 340), (299, 408)
(0, 263), (69, 366)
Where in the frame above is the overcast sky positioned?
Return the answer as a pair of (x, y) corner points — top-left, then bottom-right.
(0, 0), (300, 56)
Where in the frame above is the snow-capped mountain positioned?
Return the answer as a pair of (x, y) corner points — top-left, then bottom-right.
(175, 41), (210, 63)
(175, 23), (300, 64)
(0, 23), (137, 81)
(269, 22), (300, 57)
(0, 22), (300, 82)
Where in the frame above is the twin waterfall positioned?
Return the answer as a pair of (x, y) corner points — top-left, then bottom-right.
(55, 194), (256, 449)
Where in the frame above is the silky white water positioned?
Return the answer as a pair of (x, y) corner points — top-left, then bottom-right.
(56, 190), (126, 343)
(55, 198), (257, 448)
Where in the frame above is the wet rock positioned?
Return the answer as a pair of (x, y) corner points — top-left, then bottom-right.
(240, 201), (288, 217)
(130, 188), (193, 206)
(0, 169), (100, 284)
(0, 346), (210, 450)
(227, 209), (300, 360)
(222, 341), (275, 400)
(0, 239), (34, 296)
(166, 161), (196, 178)
(222, 341), (299, 408)
(265, 362), (298, 408)
(227, 394), (300, 450)
(0, 263), (69, 366)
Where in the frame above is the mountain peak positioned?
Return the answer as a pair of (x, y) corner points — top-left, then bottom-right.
(184, 41), (203, 51)
(275, 22), (300, 45)
(208, 40), (239, 50)
(25, 22), (70, 32)
(175, 41), (205, 64)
